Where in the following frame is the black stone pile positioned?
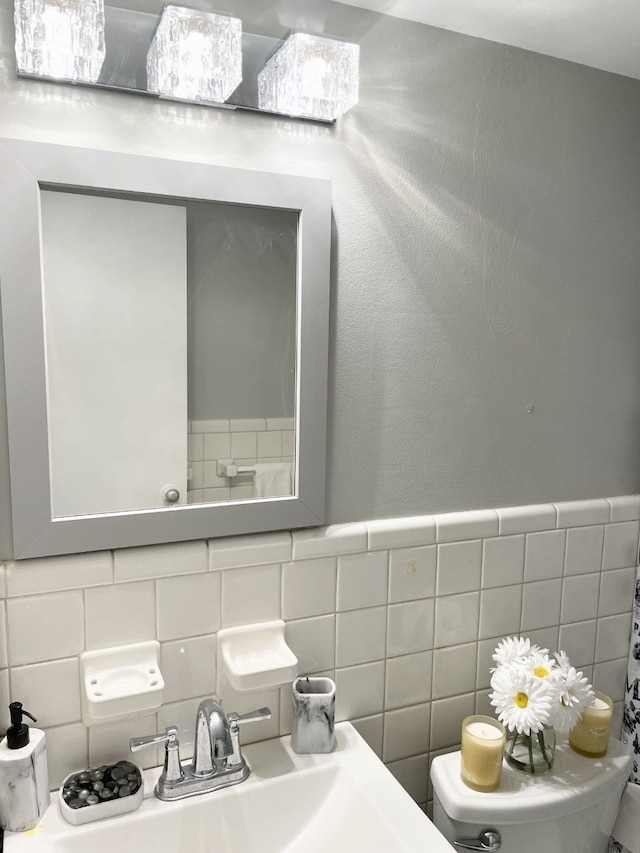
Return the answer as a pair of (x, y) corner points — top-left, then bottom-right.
(62, 761), (142, 810)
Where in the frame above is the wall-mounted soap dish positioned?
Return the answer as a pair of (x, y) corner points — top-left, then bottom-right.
(80, 641), (164, 725)
(217, 620), (298, 693)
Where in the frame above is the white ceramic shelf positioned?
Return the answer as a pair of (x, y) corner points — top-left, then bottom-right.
(217, 621), (298, 692)
(80, 641), (164, 725)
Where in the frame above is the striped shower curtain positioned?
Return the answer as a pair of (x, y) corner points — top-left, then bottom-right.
(610, 560), (640, 852)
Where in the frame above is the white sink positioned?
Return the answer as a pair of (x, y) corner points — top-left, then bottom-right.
(5, 723), (454, 852)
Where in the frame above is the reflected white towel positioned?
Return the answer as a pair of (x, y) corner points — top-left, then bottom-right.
(254, 462), (293, 498)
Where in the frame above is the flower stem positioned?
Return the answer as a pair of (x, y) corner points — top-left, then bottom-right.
(527, 732), (534, 768)
(537, 730), (552, 770)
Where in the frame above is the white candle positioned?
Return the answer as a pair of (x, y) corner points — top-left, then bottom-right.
(569, 692), (613, 758)
(461, 716), (506, 792)
(466, 722), (504, 740)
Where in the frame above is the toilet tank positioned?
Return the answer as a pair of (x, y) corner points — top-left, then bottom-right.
(431, 738), (631, 853)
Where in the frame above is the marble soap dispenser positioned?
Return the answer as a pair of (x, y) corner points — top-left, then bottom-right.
(0, 702), (50, 831)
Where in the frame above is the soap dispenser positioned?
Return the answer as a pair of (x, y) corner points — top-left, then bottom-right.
(0, 702), (49, 831)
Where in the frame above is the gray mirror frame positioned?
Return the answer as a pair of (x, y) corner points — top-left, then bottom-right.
(0, 138), (331, 558)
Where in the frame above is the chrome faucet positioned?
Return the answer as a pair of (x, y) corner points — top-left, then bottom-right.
(130, 698), (271, 801)
(192, 698), (233, 776)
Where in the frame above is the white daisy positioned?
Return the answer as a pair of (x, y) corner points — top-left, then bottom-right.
(522, 650), (557, 681)
(554, 650), (571, 674)
(492, 636), (538, 667)
(489, 665), (554, 734)
(548, 666), (595, 732)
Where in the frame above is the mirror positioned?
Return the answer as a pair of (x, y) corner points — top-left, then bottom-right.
(0, 138), (331, 558)
(40, 188), (297, 515)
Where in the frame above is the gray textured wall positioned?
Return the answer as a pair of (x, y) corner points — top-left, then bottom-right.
(1, 0), (640, 542)
(187, 202), (297, 421)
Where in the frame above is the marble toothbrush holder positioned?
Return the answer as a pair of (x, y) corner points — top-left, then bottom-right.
(291, 676), (336, 754)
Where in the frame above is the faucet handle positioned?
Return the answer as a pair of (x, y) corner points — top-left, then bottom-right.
(130, 726), (185, 789)
(225, 707), (272, 770)
(130, 725), (179, 752)
(227, 707), (272, 728)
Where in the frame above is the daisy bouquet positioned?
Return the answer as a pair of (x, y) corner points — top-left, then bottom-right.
(489, 636), (594, 774)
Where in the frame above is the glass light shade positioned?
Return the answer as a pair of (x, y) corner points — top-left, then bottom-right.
(258, 32), (359, 121)
(14, 0), (105, 82)
(147, 6), (242, 104)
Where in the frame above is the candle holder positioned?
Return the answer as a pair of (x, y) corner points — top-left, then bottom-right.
(460, 715), (506, 792)
(569, 691), (613, 758)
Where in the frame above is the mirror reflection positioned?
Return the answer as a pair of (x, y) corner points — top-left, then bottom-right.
(40, 187), (297, 519)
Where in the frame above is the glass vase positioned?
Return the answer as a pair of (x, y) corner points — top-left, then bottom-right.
(504, 726), (555, 774)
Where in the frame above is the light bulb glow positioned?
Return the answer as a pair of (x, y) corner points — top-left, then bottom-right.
(14, 0), (106, 82)
(258, 32), (359, 121)
(147, 6), (242, 104)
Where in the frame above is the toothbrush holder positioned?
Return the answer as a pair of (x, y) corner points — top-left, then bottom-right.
(291, 676), (336, 754)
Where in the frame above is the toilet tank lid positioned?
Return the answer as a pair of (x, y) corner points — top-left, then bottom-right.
(430, 738), (632, 825)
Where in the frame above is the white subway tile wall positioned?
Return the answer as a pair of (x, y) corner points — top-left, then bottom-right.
(188, 418), (294, 502)
(0, 496), (637, 814)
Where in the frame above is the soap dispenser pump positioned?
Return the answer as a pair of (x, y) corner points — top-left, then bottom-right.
(0, 702), (50, 831)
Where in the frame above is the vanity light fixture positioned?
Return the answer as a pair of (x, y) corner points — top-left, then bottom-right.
(147, 5), (242, 104)
(14, 0), (106, 82)
(12, 0), (359, 122)
(258, 32), (359, 121)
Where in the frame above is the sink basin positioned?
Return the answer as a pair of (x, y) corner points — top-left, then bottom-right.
(5, 723), (454, 852)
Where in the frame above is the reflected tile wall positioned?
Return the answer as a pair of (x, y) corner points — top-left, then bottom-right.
(188, 417), (294, 502)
